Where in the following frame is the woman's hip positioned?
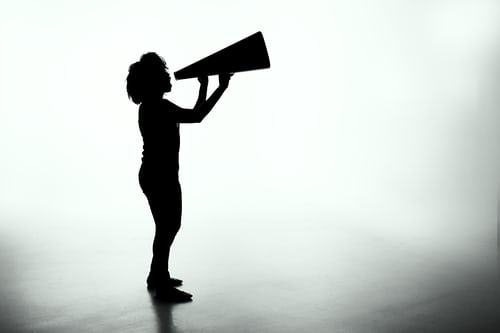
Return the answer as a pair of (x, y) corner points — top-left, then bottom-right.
(139, 165), (180, 195)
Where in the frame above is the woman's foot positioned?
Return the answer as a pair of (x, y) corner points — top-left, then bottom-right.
(168, 277), (183, 287)
(155, 286), (192, 303)
(147, 272), (183, 290)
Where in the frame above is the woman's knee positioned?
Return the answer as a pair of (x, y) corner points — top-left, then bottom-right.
(156, 219), (181, 235)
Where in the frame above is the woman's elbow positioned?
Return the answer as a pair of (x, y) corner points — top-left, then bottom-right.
(185, 108), (203, 123)
(186, 112), (203, 123)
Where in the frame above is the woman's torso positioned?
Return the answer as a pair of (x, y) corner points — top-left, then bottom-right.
(138, 99), (180, 177)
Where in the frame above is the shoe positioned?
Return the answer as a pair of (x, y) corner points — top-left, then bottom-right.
(147, 272), (183, 290)
(155, 286), (193, 303)
(168, 277), (183, 287)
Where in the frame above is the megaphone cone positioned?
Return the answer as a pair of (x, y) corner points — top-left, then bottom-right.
(174, 32), (270, 80)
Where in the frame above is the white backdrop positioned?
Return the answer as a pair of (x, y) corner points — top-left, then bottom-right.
(1, 0), (499, 259)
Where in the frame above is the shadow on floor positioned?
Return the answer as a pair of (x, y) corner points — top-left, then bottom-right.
(149, 292), (182, 333)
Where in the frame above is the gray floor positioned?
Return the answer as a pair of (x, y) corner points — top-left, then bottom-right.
(1, 215), (499, 333)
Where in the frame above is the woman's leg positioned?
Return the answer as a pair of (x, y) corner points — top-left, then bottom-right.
(139, 171), (191, 301)
(146, 181), (182, 279)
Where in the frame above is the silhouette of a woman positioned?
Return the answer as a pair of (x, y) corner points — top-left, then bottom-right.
(127, 53), (230, 302)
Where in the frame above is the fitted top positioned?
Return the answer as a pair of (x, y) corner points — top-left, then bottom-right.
(138, 99), (180, 174)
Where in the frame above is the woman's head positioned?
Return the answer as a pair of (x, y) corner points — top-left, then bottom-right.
(126, 52), (172, 104)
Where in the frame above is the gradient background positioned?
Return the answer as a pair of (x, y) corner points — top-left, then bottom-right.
(1, 0), (500, 331)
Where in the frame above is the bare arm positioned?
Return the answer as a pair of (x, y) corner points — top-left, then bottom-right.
(194, 76), (208, 108)
(166, 74), (231, 123)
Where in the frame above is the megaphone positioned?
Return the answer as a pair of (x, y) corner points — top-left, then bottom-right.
(174, 31), (270, 80)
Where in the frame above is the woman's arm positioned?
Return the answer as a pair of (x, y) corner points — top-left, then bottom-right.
(194, 76), (208, 108)
(166, 73), (231, 123)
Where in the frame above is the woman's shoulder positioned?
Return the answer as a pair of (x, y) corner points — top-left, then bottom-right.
(139, 99), (181, 122)
(161, 99), (178, 109)
(139, 99), (166, 113)
(141, 99), (176, 109)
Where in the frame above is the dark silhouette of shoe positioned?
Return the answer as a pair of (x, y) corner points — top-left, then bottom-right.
(155, 286), (193, 303)
(168, 277), (183, 286)
(147, 272), (183, 290)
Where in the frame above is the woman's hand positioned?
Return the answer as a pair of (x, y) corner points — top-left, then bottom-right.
(198, 76), (208, 86)
(218, 73), (232, 89)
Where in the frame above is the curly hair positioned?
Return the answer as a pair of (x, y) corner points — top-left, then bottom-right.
(126, 52), (170, 104)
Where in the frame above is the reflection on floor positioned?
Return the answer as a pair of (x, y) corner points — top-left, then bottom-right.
(0, 215), (498, 332)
